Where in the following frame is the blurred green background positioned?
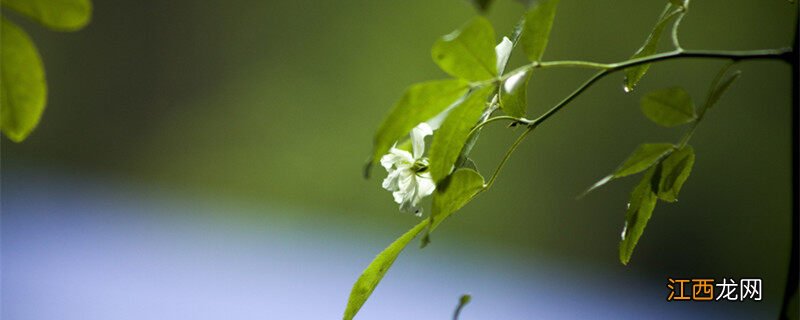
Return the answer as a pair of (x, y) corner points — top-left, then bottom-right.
(1, 0), (795, 316)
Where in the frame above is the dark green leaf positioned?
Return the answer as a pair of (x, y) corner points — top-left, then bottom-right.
(431, 17), (497, 81)
(1, 17), (46, 142)
(623, 4), (680, 91)
(615, 143), (674, 177)
(371, 79), (469, 165)
(706, 71), (741, 109)
(519, 0), (560, 62)
(619, 165), (659, 265)
(499, 69), (532, 118)
(640, 87), (696, 127)
(429, 86), (493, 183)
(581, 143), (673, 196)
(1, 0), (92, 31)
(657, 145), (695, 202)
(471, 0), (494, 13)
(344, 221), (427, 320)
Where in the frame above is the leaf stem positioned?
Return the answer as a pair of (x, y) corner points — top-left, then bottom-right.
(677, 61), (737, 148)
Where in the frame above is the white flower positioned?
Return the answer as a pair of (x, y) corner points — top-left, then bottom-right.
(380, 123), (436, 215)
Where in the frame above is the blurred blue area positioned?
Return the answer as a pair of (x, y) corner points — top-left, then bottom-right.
(1, 167), (774, 319)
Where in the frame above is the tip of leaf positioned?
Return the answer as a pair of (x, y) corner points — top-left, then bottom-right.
(363, 160), (373, 179)
(578, 175), (613, 199)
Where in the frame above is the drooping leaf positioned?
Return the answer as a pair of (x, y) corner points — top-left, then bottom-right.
(619, 165), (659, 265)
(1, 17), (47, 142)
(471, 0), (495, 13)
(640, 87), (696, 127)
(1, 0), (92, 31)
(657, 145), (695, 202)
(344, 221), (427, 320)
(371, 79), (469, 165)
(706, 70), (741, 109)
(429, 86), (494, 183)
(499, 69), (532, 118)
(519, 0), (560, 62)
(615, 143), (674, 177)
(582, 143), (674, 196)
(424, 168), (485, 245)
(623, 4), (680, 92)
(431, 17), (497, 81)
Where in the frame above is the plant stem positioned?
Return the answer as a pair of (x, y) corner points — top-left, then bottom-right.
(478, 46), (793, 191)
(484, 125), (535, 190)
(521, 48), (793, 128)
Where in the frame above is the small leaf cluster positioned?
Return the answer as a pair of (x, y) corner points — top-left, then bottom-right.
(1, 0), (92, 142)
(585, 66), (741, 265)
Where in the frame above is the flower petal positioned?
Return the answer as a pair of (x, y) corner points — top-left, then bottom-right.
(495, 36), (513, 75)
(381, 147), (413, 170)
(410, 123), (433, 159)
(382, 169), (403, 191)
(415, 173), (436, 199)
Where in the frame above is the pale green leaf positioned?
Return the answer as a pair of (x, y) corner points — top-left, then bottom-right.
(343, 221), (427, 320)
(706, 71), (741, 109)
(429, 86), (493, 183)
(623, 4), (680, 91)
(657, 145), (695, 202)
(619, 165), (659, 265)
(499, 69), (531, 118)
(428, 168), (485, 233)
(1, 17), (46, 142)
(519, 0), (560, 62)
(371, 79), (469, 165)
(431, 16), (497, 81)
(1, 0), (92, 31)
(640, 87), (696, 127)
(581, 143), (674, 196)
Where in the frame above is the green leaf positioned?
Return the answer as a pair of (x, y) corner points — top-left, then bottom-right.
(344, 221), (427, 320)
(429, 86), (493, 183)
(1, 0), (92, 31)
(706, 70), (741, 109)
(1, 17), (47, 142)
(623, 4), (680, 92)
(582, 143), (674, 196)
(428, 168), (485, 232)
(431, 16), (497, 81)
(519, 0), (560, 62)
(615, 143), (674, 177)
(371, 79), (470, 165)
(640, 87), (696, 127)
(619, 165), (659, 265)
(499, 69), (532, 118)
(657, 145), (695, 202)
